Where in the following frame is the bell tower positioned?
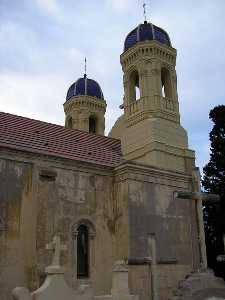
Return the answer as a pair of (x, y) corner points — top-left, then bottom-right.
(63, 73), (106, 135)
(110, 21), (195, 173)
(122, 23), (180, 124)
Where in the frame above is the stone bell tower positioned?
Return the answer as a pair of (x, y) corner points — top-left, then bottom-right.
(63, 74), (106, 135)
(110, 21), (195, 173)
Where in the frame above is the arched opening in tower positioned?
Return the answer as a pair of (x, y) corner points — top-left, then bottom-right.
(77, 224), (89, 278)
(89, 116), (97, 134)
(67, 116), (73, 128)
(130, 70), (140, 101)
(161, 68), (172, 98)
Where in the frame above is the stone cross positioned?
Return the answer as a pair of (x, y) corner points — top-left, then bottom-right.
(143, 1), (147, 22)
(175, 191), (220, 269)
(46, 236), (67, 266)
(175, 191), (220, 202)
(84, 57), (87, 76)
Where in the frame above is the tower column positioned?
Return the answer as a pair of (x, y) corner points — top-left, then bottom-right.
(139, 66), (148, 98)
(171, 70), (180, 113)
(123, 74), (130, 108)
(71, 110), (79, 130)
(96, 113), (105, 136)
(147, 66), (161, 111)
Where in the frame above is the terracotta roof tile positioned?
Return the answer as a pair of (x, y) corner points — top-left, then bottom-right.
(0, 112), (123, 167)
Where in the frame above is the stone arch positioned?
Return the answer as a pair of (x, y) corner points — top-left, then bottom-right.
(72, 219), (96, 279)
(66, 116), (73, 128)
(89, 115), (98, 134)
(161, 67), (172, 98)
(72, 218), (96, 240)
(129, 69), (140, 101)
(76, 224), (89, 278)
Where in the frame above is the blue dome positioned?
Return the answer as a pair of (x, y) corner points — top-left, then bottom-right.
(66, 75), (104, 101)
(124, 21), (171, 52)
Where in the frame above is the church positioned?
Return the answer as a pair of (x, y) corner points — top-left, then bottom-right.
(0, 15), (224, 300)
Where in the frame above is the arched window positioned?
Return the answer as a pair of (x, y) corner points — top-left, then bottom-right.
(67, 116), (73, 128)
(77, 225), (89, 278)
(130, 70), (140, 101)
(89, 116), (97, 134)
(161, 68), (172, 98)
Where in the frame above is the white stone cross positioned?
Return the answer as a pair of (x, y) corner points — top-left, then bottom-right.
(143, 1), (147, 22)
(46, 236), (67, 266)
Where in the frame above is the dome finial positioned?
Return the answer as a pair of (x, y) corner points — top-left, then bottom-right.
(84, 57), (87, 78)
(143, 1), (147, 23)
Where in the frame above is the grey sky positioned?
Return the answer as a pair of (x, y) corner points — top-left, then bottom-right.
(0, 0), (225, 171)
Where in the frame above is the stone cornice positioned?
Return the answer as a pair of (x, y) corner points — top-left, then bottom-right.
(120, 41), (177, 71)
(63, 95), (106, 115)
(125, 104), (180, 126)
(0, 146), (193, 188)
(114, 160), (191, 188)
(0, 146), (114, 176)
(123, 140), (195, 160)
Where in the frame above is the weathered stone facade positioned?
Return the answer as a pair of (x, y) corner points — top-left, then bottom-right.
(0, 146), (204, 300)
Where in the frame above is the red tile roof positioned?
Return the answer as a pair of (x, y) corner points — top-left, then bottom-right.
(0, 112), (123, 167)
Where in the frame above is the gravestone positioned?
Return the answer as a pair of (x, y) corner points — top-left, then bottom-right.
(94, 260), (139, 300)
(171, 269), (225, 300)
(12, 235), (83, 300)
(206, 298), (225, 300)
(12, 238), (137, 300)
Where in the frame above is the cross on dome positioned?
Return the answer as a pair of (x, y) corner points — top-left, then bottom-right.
(84, 57), (87, 77)
(143, 1), (147, 22)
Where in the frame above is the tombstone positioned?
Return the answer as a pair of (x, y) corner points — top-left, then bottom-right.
(171, 269), (225, 300)
(206, 298), (225, 300)
(94, 260), (139, 300)
(111, 261), (130, 297)
(12, 247), (137, 300)
(12, 235), (85, 300)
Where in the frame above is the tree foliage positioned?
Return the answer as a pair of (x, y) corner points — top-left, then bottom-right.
(202, 105), (225, 278)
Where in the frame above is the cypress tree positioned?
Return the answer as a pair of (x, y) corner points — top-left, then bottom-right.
(202, 105), (225, 278)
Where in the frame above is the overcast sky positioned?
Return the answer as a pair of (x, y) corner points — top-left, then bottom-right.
(0, 0), (225, 171)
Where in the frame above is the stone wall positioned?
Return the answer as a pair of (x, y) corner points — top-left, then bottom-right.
(0, 158), (34, 300)
(0, 149), (118, 299)
(35, 164), (115, 295)
(0, 150), (202, 300)
(114, 162), (200, 300)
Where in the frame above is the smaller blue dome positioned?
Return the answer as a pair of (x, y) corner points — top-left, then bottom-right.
(124, 21), (171, 52)
(66, 75), (104, 101)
